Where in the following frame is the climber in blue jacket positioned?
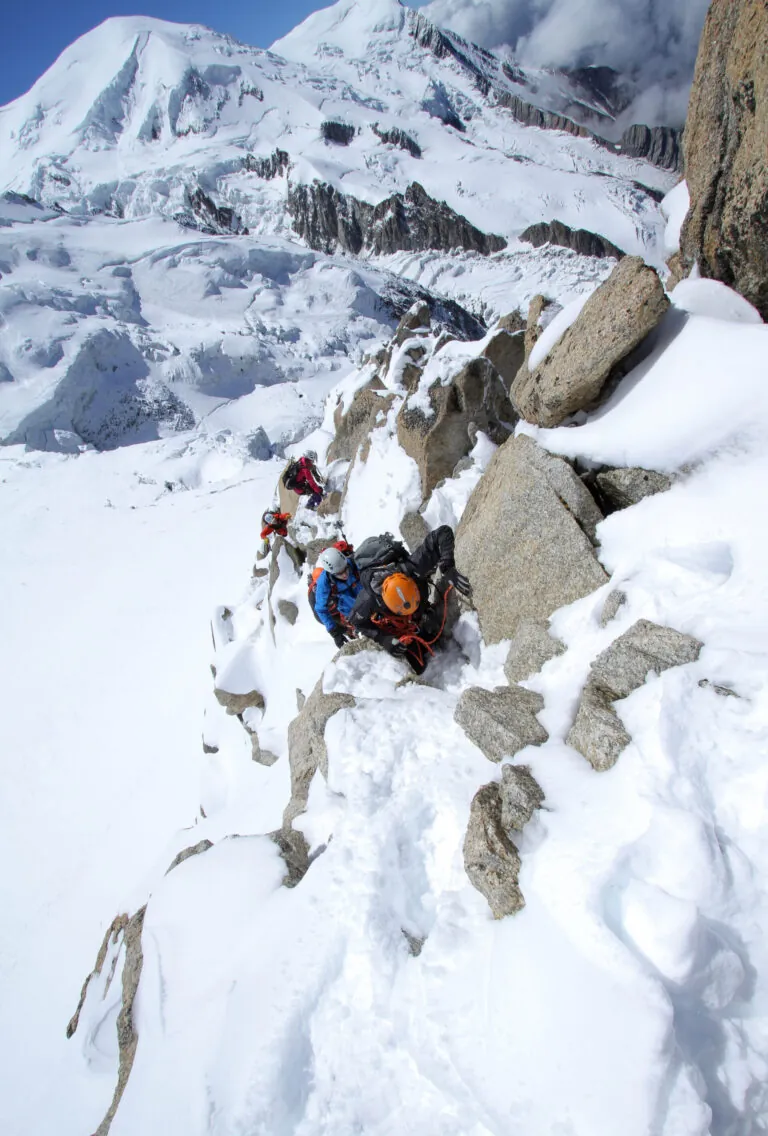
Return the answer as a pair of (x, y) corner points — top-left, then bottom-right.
(311, 545), (363, 648)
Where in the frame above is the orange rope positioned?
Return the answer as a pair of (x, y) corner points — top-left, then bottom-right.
(370, 583), (454, 664)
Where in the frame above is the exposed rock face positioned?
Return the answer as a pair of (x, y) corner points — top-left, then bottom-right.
(213, 685), (265, 715)
(619, 125), (683, 171)
(595, 467), (672, 512)
(393, 300), (431, 345)
(567, 682), (631, 772)
(288, 180), (506, 257)
(269, 827), (311, 887)
(481, 329), (525, 391)
(284, 675), (355, 826)
(511, 257), (669, 427)
(496, 310), (526, 335)
(567, 619), (703, 770)
(178, 187), (245, 235)
(277, 599), (299, 625)
(372, 123), (422, 158)
(504, 620), (566, 683)
(321, 120), (355, 145)
(681, 0), (768, 320)
(400, 510), (430, 552)
(327, 380), (394, 463)
(520, 220), (625, 260)
(500, 763), (545, 832)
(599, 589), (627, 628)
(244, 148), (289, 179)
(493, 88), (593, 140)
(523, 294), (556, 361)
(96, 907), (146, 1136)
(456, 435), (608, 644)
(463, 783), (524, 918)
(589, 620), (703, 698)
(397, 357), (516, 497)
(165, 840), (213, 874)
(455, 685), (548, 762)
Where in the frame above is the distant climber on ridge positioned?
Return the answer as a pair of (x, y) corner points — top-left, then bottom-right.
(282, 454), (324, 509)
(348, 526), (471, 674)
(310, 542), (362, 649)
(258, 508), (291, 558)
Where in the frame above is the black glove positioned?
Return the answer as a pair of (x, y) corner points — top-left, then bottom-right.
(331, 628), (348, 649)
(442, 565), (472, 597)
(384, 635), (407, 657)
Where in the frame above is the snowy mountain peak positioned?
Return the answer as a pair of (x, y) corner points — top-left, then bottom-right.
(271, 0), (408, 61)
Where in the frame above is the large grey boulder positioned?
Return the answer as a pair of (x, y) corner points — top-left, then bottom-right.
(590, 620), (703, 699)
(681, 0), (768, 319)
(567, 619), (703, 770)
(500, 764), (545, 832)
(393, 300), (431, 345)
(596, 467), (672, 512)
(480, 329), (525, 391)
(510, 257), (669, 427)
(397, 356), (516, 497)
(455, 685), (548, 762)
(400, 510), (430, 552)
(504, 619), (566, 683)
(269, 828), (311, 888)
(463, 783), (524, 918)
(327, 378), (395, 463)
(567, 682), (632, 772)
(284, 670), (356, 826)
(456, 434), (608, 644)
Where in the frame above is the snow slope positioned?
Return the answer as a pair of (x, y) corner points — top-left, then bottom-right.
(42, 275), (768, 1136)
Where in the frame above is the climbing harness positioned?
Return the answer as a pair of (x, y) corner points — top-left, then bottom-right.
(371, 583), (454, 668)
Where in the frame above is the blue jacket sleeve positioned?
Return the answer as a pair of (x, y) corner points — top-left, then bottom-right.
(314, 571), (339, 632)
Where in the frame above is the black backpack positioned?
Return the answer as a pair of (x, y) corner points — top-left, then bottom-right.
(282, 459), (299, 491)
(354, 533), (407, 573)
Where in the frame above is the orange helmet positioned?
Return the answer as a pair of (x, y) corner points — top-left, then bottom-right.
(381, 572), (420, 615)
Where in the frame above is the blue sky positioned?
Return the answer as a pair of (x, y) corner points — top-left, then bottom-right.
(0, 0), (425, 108)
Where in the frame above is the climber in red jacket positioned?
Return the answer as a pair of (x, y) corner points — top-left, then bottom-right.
(282, 455), (324, 509)
(258, 509), (291, 557)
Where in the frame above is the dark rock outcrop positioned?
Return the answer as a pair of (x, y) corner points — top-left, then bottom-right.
(680, 0), (768, 320)
(456, 435), (607, 644)
(567, 620), (703, 770)
(321, 120), (355, 145)
(396, 356), (515, 497)
(511, 257), (669, 428)
(463, 783), (524, 918)
(455, 685), (548, 762)
(619, 125), (683, 172)
(178, 187), (245, 235)
(269, 827), (311, 887)
(244, 149), (289, 179)
(520, 220), (625, 260)
(373, 124), (422, 158)
(595, 467), (672, 512)
(288, 180), (506, 257)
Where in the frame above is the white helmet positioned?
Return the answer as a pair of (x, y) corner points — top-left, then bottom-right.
(318, 547), (348, 576)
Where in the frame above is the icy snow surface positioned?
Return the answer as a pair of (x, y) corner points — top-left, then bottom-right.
(2, 3), (768, 1135)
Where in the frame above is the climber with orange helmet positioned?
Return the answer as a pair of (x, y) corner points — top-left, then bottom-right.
(348, 525), (471, 674)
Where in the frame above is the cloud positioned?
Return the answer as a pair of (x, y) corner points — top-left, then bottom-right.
(418, 0), (711, 125)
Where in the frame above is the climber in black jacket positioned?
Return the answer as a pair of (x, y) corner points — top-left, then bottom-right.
(348, 525), (471, 674)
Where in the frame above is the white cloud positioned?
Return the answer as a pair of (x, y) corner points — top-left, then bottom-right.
(418, 0), (711, 125)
